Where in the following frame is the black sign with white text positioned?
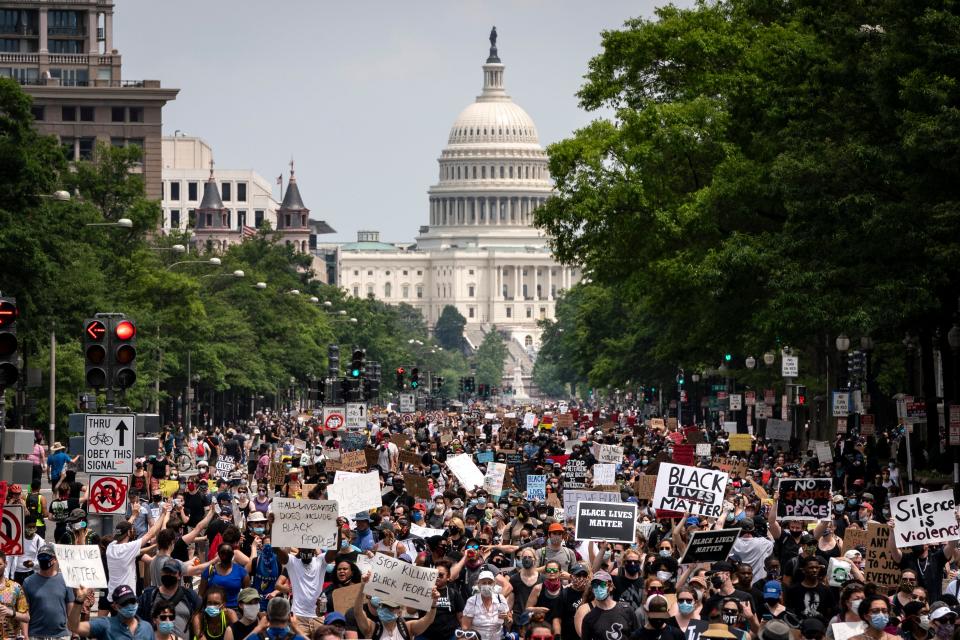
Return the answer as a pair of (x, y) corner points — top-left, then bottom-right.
(678, 528), (740, 565)
(574, 500), (638, 545)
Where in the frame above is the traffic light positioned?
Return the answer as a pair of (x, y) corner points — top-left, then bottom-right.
(796, 385), (806, 406)
(0, 297), (19, 389)
(83, 317), (108, 388)
(111, 317), (137, 389)
(410, 367), (420, 389)
(395, 367), (406, 391)
(328, 345), (340, 378)
(350, 349), (365, 378)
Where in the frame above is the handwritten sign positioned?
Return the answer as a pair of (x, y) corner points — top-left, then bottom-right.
(55, 544), (107, 588)
(364, 553), (439, 611)
(271, 498), (339, 549)
(652, 463), (728, 518)
(890, 489), (960, 548)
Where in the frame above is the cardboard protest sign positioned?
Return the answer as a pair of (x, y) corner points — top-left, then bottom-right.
(678, 528), (740, 565)
(55, 544), (107, 588)
(563, 489), (621, 519)
(777, 478), (833, 520)
(403, 474), (431, 500)
(271, 498), (339, 549)
(527, 475), (547, 501)
(446, 454), (485, 491)
(652, 463), (728, 518)
(890, 489), (960, 548)
(596, 444), (624, 464)
(364, 553), (439, 611)
(592, 463), (616, 486)
(574, 501), (638, 545)
(341, 450), (367, 472)
(728, 434), (752, 452)
(326, 470), (382, 517)
(562, 459), (589, 489)
(482, 462), (507, 495)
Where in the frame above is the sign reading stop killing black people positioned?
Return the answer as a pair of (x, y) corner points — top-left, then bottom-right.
(777, 478), (833, 521)
(652, 463), (729, 517)
(679, 528), (741, 565)
(574, 500), (639, 545)
(889, 489), (960, 548)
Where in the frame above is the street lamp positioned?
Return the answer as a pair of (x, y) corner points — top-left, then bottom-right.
(167, 257), (221, 270)
(86, 218), (133, 228)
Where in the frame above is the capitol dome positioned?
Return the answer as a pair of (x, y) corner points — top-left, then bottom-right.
(425, 28), (552, 237)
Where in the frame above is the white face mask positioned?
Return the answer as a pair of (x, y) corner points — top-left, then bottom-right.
(241, 604), (260, 620)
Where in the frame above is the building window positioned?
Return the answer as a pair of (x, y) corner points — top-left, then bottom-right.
(111, 107), (125, 122)
(254, 210), (264, 227)
(170, 210), (180, 228)
(30, 106), (44, 121)
(78, 137), (95, 160)
(188, 182), (198, 201)
(128, 107), (144, 123)
(237, 182), (247, 202)
(221, 182), (231, 201)
(468, 285), (475, 297)
(79, 106), (94, 122)
(469, 307), (475, 318)
(384, 283), (391, 298)
(61, 106), (77, 122)
(416, 285), (423, 299)
(506, 306), (512, 318)
(170, 182), (180, 200)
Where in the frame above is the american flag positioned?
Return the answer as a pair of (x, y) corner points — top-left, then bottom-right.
(241, 225), (257, 239)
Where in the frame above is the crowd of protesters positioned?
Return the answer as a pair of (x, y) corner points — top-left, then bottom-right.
(0, 402), (954, 640)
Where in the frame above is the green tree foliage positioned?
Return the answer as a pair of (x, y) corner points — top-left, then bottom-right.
(474, 328), (508, 387)
(534, 1), (960, 406)
(434, 305), (467, 351)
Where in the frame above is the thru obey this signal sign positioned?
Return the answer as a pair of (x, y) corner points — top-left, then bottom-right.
(84, 414), (135, 474)
(88, 475), (129, 514)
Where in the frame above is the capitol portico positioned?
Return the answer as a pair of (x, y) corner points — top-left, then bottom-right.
(338, 29), (580, 379)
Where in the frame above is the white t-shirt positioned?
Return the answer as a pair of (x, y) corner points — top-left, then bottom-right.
(285, 555), (327, 618)
(463, 593), (509, 640)
(106, 538), (143, 599)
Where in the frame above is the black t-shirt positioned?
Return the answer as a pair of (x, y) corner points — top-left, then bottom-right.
(422, 585), (464, 640)
(581, 602), (638, 640)
(784, 582), (836, 621)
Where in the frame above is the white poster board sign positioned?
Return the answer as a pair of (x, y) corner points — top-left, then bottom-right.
(326, 470), (382, 517)
(890, 489), (960, 548)
(446, 454), (486, 491)
(271, 498), (339, 549)
(592, 463), (616, 486)
(482, 462), (507, 495)
(55, 544), (107, 588)
(652, 462), (728, 518)
(364, 553), (438, 611)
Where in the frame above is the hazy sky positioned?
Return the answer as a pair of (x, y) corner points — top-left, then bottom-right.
(118, 1), (685, 242)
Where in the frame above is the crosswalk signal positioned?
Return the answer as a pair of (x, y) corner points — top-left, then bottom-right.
(0, 297), (19, 389)
(111, 317), (137, 389)
(410, 367), (420, 389)
(83, 317), (108, 388)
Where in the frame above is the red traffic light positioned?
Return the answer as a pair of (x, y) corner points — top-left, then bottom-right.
(114, 320), (136, 340)
(85, 320), (106, 341)
(0, 300), (17, 329)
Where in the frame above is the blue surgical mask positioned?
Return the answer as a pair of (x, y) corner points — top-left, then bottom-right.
(377, 606), (398, 623)
(678, 602), (696, 615)
(592, 584), (609, 601)
(118, 604), (138, 620)
(205, 606), (221, 617)
(158, 621), (176, 634)
(870, 614), (889, 630)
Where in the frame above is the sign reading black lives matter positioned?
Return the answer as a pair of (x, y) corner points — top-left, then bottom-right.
(890, 489), (960, 548)
(679, 528), (741, 564)
(652, 462), (728, 517)
(777, 478), (833, 521)
(574, 500), (638, 545)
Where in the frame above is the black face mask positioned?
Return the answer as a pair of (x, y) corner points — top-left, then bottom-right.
(161, 574), (179, 588)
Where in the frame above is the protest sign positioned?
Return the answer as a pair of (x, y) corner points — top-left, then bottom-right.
(777, 478), (832, 520)
(55, 544), (107, 588)
(695, 443), (711, 458)
(364, 553), (439, 611)
(562, 459), (590, 489)
(678, 529), (740, 565)
(652, 463), (728, 518)
(592, 464), (616, 486)
(527, 475), (547, 501)
(728, 434), (752, 452)
(890, 489), (960, 548)
(482, 462), (507, 495)
(271, 498), (339, 549)
(403, 474), (431, 500)
(672, 444), (694, 466)
(574, 501), (638, 545)
(326, 470), (382, 517)
(596, 444), (624, 464)
(341, 450), (366, 472)
(446, 454), (485, 491)
(766, 419), (792, 441)
(563, 489), (621, 519)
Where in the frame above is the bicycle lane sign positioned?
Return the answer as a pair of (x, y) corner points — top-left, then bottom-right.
(85, 414), (135, 475)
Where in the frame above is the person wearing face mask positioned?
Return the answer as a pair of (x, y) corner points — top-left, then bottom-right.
(137, 559), (202, 640)
(273, 547), (328, 638)
(224, 588), (262, 640)
(354, 572), (440, 640)
(200, 542), (251, 610)
(575, 570), (637, 640)
(848, 595), (899, 640)
(69, 585), (152, 640)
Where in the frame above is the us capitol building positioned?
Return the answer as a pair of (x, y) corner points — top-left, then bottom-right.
(337, 29), (580, 384)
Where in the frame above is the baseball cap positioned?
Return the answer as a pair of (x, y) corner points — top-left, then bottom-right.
(763, 580), (782, 599)
(646, 594), (671, 619)
(112, 585), (137, 606)
(238, 588), (260, 604)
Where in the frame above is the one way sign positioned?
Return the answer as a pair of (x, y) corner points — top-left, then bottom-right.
(84, 414), (135, 475)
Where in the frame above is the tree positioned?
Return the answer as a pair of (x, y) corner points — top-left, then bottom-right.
(474, 328), (508, 387)
(434, 305), (467, 350)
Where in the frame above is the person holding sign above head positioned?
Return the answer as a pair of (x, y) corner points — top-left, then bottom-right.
(355, 571), (440, 640)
